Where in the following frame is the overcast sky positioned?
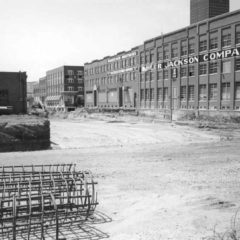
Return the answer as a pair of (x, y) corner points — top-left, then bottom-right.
(0, 0), (239, 82)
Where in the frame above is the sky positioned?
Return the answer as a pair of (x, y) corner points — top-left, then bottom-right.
(0, 0), (239, 82)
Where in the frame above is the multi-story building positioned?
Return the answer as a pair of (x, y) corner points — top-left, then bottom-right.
(84, 48), (139, 109)
(33, 77), (47, 105)
(0, 72), (27, 114)
(45, 66), (84, 111)
(84, 0), (240, 119)
(190, 0), (230, 24)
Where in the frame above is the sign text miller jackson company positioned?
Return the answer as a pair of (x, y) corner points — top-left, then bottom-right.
(141, 47), (240, 72)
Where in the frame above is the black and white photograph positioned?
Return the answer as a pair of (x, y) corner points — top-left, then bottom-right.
(1, 0), (240, 239)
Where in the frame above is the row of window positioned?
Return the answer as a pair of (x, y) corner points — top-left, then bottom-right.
(86, 57), (136, 76)
(86, 72), (136, 87)
(140, 26), (240, 63)
(140, 82), (240, 102)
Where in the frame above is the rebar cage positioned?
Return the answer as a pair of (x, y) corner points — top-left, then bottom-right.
(0, 164), (98, 240)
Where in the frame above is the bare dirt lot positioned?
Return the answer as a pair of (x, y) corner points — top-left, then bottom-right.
(1, 116), (240, 240)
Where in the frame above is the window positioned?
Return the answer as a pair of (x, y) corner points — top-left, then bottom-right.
(236, 59), (240, 71)
(199, 63), (207, 75)
(189, 38), (195, 54)
(163, 45), (169, 60)
(140, 89), (145, 100)
(145, 51), (150, 63)
(236, 25), (240, 45)
(163, 87), (168, 101)
(140, 73), (145, 82)
(157, 70), (162, 80)
(68, 78), (74, 83)
(180, 67), (187, 78)
(188, 86), (194, 101)
(222, 83), (230, 100)
(140, 53), (145, 64)
(145, 72), (150, 82)
(157, 88), (162, 101)
(180, 86), (187, 101)
(222, 28), (231, 47)
(209, 62), (218, 74)
(181, 40), (187, 56)
(157, 47), (163, 61)
(68, 86), (74, 91)
(171, 43), (178, 58)
(163, 69), (168, 79)
(145, 89), (150, 100)
(210, 32), (218, 50)
(133, 72), (136, 80)
(78, 87), (83, 91)
(199, 35), (207, 52)
(67, 70), (74, 75)
(77, 70), (83, 75)
(199, 84), (207, 101)
(222, 61), (231, 73)
(150, 50), (155, 62)
(150, 88), (154, 101)
(150, 72), (154, 81)
(189, 65), (195, 77)
(235, 82), (240, 100)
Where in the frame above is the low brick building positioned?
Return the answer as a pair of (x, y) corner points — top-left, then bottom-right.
(0, 72), (27, 114)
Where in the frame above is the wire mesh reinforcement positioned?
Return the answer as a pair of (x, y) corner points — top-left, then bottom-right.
(0, 164), (98, 240)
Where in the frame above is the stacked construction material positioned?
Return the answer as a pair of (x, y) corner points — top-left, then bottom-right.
(0, 164), (98, 240)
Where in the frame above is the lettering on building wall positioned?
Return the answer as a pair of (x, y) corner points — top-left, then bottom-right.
(141, 47), (240, 72)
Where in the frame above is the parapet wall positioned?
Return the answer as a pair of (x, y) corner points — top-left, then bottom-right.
(0, 115), (50, 152)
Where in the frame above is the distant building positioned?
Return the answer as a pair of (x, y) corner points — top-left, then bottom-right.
(190, 0), (229, 24)
(33, 76), (47, 105)
(45, 66), (84, 111)
(0, 72), (27, 114)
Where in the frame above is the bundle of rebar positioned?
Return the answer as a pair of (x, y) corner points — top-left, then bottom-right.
(0, 164), (98, 240)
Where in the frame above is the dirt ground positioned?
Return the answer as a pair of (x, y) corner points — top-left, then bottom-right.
(1, 116), (240, 240)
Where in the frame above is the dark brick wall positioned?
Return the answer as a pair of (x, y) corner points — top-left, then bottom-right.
(0, 72), (27, 114)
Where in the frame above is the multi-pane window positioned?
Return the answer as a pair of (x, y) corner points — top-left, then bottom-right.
(189, 65), (195, 77)
(157, 88), (162, 101)
(199, 84), (207, 101)
(181, 40), (187, 56)
(235, 82), (240, 100)
(150, 88), (154, 101)
(140, 53), (145, 64)
(140, 89), (145, 100)
(180, 67), (187, 78)
(222, 61), (231, 73)
(150, 50), (155, 63)
(236, 25), (240, 45)
(199, 63), (207, 75)
(163, 45), (169, 60)
(221, 82), (230, 100)
(210, 31), (218, 50)
(145, 72), (150, 82)
(68, 78), (74, 83)
(150, 72), (154, 81)
(140, 73), (144, 82)
(163, 69), (168, 79)
(145, 89), (150, 100)
(157, 70), (162, 80)
(222, 28), (231, 47)
(145, 51), (150, 63)
(157, 47), (163, 61)
(236, 58), (240, 71)
(163, 87), (168, 101)
(67, 70), (74, 75)
(180, 86), (187, 101)
(68, 86), (74, 91)
(189, 38), (195, 54)
(78, 87), (83, 91)
(171, 43), (178, 58)
(188, 86), (194, 101)
(133, 72), (136, 80)
(209, 62), (218, 74)
(199, 35), (207, 52)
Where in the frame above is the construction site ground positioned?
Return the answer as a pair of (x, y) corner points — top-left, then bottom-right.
(1, 113), (240, 240)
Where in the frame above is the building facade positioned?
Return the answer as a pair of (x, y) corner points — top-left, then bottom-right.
(190, 0), (229, 24)
(0, 72), (27, 114)
(84, 4), (240, 118)
(45, 66), (84, 111)
(33, 77), (47, 105)
(84, 48), (139, 109)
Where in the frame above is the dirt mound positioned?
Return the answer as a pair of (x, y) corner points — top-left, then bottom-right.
(0, 115), (50, 152)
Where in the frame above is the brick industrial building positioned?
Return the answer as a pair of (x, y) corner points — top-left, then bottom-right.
(84, 0), (240, 118)
(34, 66), (84, 111)
(0, 72), (27, 114)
